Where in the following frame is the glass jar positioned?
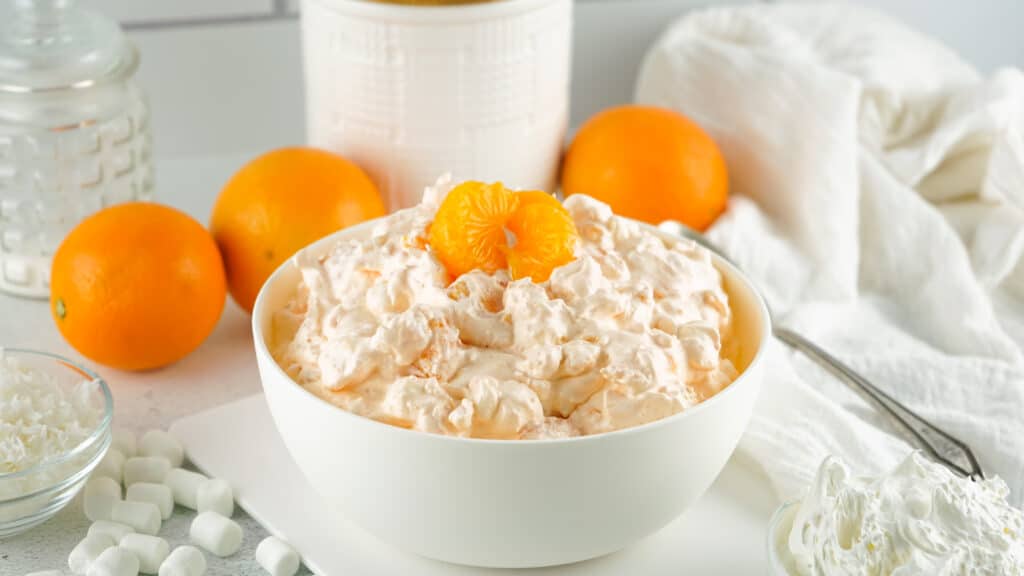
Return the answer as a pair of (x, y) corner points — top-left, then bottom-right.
(0, 0), (153, 298)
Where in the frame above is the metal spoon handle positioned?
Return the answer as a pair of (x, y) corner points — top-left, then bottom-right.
(774, 327), (984, 480)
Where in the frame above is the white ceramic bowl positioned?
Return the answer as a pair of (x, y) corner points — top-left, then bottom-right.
(252, 218), (771, 568)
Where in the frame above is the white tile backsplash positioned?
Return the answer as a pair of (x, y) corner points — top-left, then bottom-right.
(847, 0), (1024, 74)
(571, 0), (736, 130)
(129, 0), (729, 158)
(130, 20), (303, 157)
(117, 0), (1023, 165)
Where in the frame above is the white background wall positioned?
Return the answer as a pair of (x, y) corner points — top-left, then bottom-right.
(79, 0), (1024, 158)
(848, 0), (1024, 72)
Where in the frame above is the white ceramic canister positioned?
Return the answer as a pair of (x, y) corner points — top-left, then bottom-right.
(301, 0), (572, 210)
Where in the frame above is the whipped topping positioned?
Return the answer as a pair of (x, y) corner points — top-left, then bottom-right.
(781, 452), (1024, 576)
(273, 178), (737, 439)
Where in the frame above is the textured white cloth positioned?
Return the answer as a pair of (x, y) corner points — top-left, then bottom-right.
(636, 3), (1024, 505)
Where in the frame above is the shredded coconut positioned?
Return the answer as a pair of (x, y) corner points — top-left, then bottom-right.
(0, 349), (104, 476)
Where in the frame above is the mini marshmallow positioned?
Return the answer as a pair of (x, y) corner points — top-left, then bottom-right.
(111, 428), (137, 458)
(94, 449), (125, 484)
(121, 533), (170, 574)
(86, 546), (139, 576)
(110, 500), (161, 536)
(88, 520), (135, 542)
(139, 430), (184, 468)
(69, 533), (115, 574)
(255, 536), (300, 576)
(84, 476), (121, 522)
(124, 457), (171, 486)
(164, 468), (207, 510)
(158, 546), (206, 576)
(189, 511), (242, 557)
(196, 479), (233, 517)
(127, 482), (174, 520)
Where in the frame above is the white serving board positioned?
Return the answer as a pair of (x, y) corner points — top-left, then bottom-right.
(170, 394), (779, 575)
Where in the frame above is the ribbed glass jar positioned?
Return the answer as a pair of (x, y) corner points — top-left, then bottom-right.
(0, 0), (153, 298)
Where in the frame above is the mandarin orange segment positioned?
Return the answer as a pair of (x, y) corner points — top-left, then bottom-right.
(428, 183), (577, 283)
(505, 199), (578, 283)
(515, 190), (565, 210)
(429, 181), (520, 278)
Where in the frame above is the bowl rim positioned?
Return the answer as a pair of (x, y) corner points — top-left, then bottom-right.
(0, 348), (113, 483)
(252, 215), (772, 446)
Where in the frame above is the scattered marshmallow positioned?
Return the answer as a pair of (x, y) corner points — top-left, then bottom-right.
(94, 449), (125, 484)
(120, 533), (170, 574)
(189, 512), (242, 557)
(139, 430), (185, 468)
(196, 479), (233, 518)
(110, 500), (162, 536)
(127, 482), (174, 520)
(158, 545), (206, 576)
(84, 476), (121, 522)
(124, 457), (171, 486)
(69, 428), (255, 576)
(69, 533), (115, 574)
(255, 536), (299, 576)
(87, 520), (135, 543)
(111, 428), (137, 458)
(164, 468), (206, 510)
(86, 546), (139, 576)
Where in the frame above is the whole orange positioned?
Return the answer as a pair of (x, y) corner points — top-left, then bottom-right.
(210, 147), (386, 313)
(50, 203), (227, 371)
(562, 105), (729, 231)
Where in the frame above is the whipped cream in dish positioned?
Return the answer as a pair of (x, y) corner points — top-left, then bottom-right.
(773, 452), (1024, 576)
(273, 178), (738, 439)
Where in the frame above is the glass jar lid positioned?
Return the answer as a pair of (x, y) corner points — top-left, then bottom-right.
(0, 0), (132, 93)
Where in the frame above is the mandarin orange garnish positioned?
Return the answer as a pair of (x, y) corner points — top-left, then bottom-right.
(505, 193), (577, 282)
(428, 182), (577, 283)
(428, 181), (518, 277)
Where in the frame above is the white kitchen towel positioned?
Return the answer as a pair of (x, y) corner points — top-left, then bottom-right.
(636, 2), (1024, 505)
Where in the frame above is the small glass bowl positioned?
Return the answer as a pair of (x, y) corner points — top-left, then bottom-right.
(0, 349), (112, 538)
(766, 500), (799, 576)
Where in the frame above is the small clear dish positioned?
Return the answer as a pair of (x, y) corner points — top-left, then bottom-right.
(0, 349), (112, 538)
(767, 500), (799, 576)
